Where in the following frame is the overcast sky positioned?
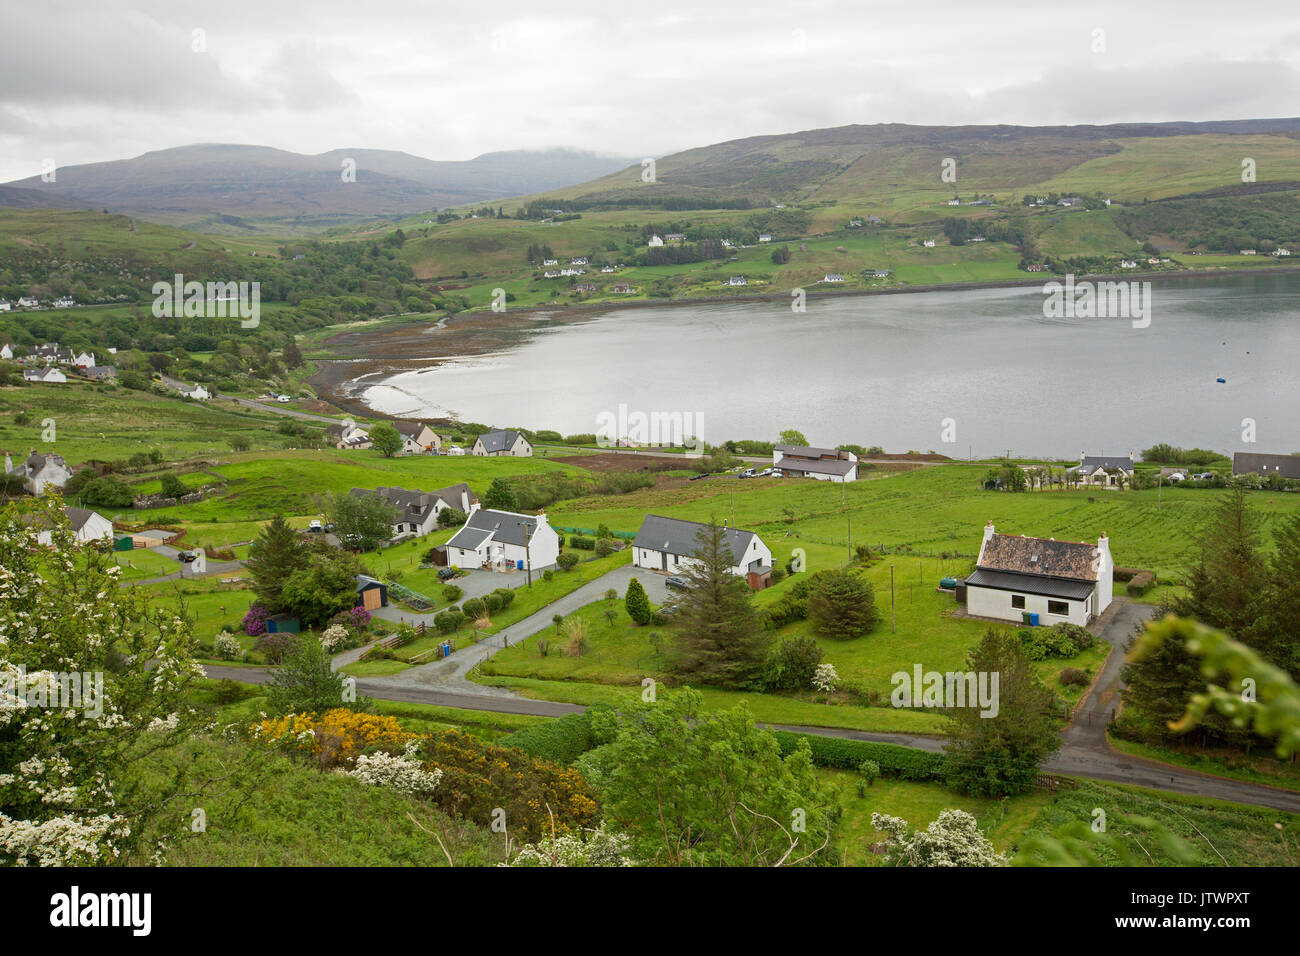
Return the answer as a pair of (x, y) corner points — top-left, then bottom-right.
(2, 0), (1299, 181)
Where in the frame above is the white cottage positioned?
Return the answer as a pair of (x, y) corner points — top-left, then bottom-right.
(7, 451), (73, 495)
(472, 429), (532, 457)
(631, 514), (771, 578)
(394, 420), (441, 455)
(352, 483), (478, 539)
(773, 444), (858, 483)
(444, 505), (560, 571)
(964, 522), (1113, 627)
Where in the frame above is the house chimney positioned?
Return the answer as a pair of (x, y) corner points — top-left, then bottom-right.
(460, 488), (469, 511)
(1128, 451), (1135, 462)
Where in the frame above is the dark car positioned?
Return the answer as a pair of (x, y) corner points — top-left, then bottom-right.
(689, 472), (711, 481)
(665, 575), (691, 591)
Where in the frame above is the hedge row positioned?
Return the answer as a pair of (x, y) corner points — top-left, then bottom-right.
(500, 711), (599, 764)
(569, 536), (596, 550)
(771, 730), (945, 781)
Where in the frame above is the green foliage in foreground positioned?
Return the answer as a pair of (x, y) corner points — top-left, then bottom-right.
(772, 731), (946, 781)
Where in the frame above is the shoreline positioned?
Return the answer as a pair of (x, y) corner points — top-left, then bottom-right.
(308, 263), (1300, 420)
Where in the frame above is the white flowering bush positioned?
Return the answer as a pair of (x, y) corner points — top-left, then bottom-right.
(870, 809), (1007, 867)
(811, 663), (840, 693)
(213, 631), (242, 660)
(0, 496), (204, 866)
(508, 823), (636, 867)
(340, 740), (443, 796)
(319, 624), (349, 653)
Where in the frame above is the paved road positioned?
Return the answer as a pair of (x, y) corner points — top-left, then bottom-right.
(202, 581), (1300, 813)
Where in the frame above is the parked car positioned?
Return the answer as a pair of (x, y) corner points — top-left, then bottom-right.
(177, 550), (199, 563)
(308, 519), (324, 532)
(277, 394), (292, 403)
(657, 603), (679, 618)
(1192, 472), (1214, 481)
(665, 575), (692, 591)
(689, 472), (711, 481)
(738, 468), (757, 479)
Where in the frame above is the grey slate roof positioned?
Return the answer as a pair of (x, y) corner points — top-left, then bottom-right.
(964, 568), (1096, 601)
(1072, 455), (1134, 473)
(63, 506), (100, 532)
(632, 514), (757, 564)
(1233, 452), (1300, 479)
(351, 484), (477, 525)
(777, 456), (856, 477)
(447, 508), (539, 550)
(774, 444), (845, 461)
(476, 429), (525, 454)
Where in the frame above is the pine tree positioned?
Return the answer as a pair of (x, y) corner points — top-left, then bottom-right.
(1259, 513), (1300, 680)
(246, 514), (307, 611)
(669, 520), (768, 689)
(1175, 486), (1267, 638)
(625, 577), (653, 625)
(943, 628), (1060, 797)
(806, 569), (879, 639)
(483, 478), (518, 511)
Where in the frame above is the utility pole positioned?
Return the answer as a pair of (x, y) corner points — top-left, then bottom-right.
(890, 564), (896, 633)
(520, 519), (533, 587)
(1157, 473), (1162, 511)
(847, 516), (852, 562)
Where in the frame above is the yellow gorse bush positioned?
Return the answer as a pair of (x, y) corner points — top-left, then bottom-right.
(253, 709), (418, 767)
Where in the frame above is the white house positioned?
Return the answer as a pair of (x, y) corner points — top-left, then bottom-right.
(472, 429), (532, 457)
(23, 367), (67, 383)
(631, 514), (772, 579)
(570, 257), (589, 266)
(922, 239), (936, 248)
(947, 199), (960, 206)
(964, 522), (1113, 627)
(0, 303), (10, 313)
(758, 234), (773, 243)
(352, 483), (478, 539)
(326, 422), (372, 450)
(1068, 452), (1136, 488)
(542, 258), (558, 266)
(1275, 248), (1292, 257)
(647, 235), (664, 248)
(393, 420), (441, 455)
(1241, 249), (1256, 255)
(178, 383), (210, 400)
(445, 505), (560, 571)
(773, 444), (857, 483)
(822, 274), (845, 283)
(0, 344), (11, 359)
(727, 276), (747, 286)
(17, 297), (38, 308)
(35, 507), (114, 547)
(6, 451), (73, 495)
(71, 350), (95, 368)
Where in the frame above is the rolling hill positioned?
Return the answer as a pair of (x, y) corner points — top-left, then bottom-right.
(0, 144), (637, 234)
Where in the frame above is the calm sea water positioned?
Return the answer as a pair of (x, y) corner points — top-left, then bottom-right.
(359, 272), (1300, 459)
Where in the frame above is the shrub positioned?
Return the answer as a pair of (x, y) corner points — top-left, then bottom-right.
(764, 636), (823, 691)
(442, 584), (463, 602)
(857, 759), (881, 794)
(807, 569), (879, 639)
(595, 538), (616, 557)
(1059, 667), (1091, 687)
(484, 593), (503, 613)
(625, 578), (653, 625)
(213, 631), (242, 660)
(493, 588), (515, 609)
(213, 679), (248, 705)
(771, 731), (944, 781)
(556, 552), (580, 571)
(243, 603), (270, 637)
(811, 663), (840, 693)
(252, 632), (294, 665)
(1020, 622), (1093, 660)
(462, 597), (486, 619)
(569, 536), (595, 550)
(1126, 570), (1157, 596)
(543, 569), (555, 582)
(434, 608), (464, 634)
(320, 624), (349, 652)
(500, 710), (606, 764)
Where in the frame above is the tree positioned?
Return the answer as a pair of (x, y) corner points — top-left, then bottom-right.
(437, 507), (467, 529)
(1260, 513), (1300, 679)
(279, 546), (367, 627)
(669, 519), (768, 689)
(625, 577), (653, 625)
(806, 569), (879, 639)
(943, 628), (1060, 797)
(579, 691), (837, 866)
(265, 633), (357, 716)
(330, 491), (397, 551)
(482, 478), (518, 511)
(369, 421), (402, 458)
(245, 514), (308, 611)
(160, 472), (188, 499)
(282, 341), (303, 369)
(0, 497), (204, 865)
(872, 810), (1006, 867)
(771, 245), (791, 264)
(779, 429), (808, 446)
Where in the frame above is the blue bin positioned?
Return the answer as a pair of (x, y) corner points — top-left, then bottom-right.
(1029, 613), (1040, 626)
(516, 559), (524, 570)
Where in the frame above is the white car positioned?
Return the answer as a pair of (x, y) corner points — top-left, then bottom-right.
(277, 395), (291, 403)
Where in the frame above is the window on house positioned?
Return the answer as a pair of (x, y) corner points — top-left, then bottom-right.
(1047, 600), (1069, 616)
(1011, 595), (1026, 609)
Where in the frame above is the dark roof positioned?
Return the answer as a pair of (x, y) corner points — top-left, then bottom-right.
(632, 514), (757, 564)
(393, 420), (431, 438)
(774, 444), (844, 460)
(475, 429), (526, 454)
(1233, 452), (1300, 479)
(980, 533), (1099, 581)
(63, 506), (101, 532)
(351, 484), (477, 524)
(965, 568), (1096, 601)
(777, 457), (856, 477)
(1073, 455), (1134, 473)
(447, 508), (540, 549)
(355, 574), (385, 592)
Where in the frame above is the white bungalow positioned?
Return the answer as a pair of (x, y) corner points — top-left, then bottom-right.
(445, 505), (560, 571)
(394, 421), (441, 455)
(632, 514), (771, 580)
(472, 429), (532, 457)
(6, 451), (73, 495)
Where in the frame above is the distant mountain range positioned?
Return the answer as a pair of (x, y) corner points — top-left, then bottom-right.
(0, 144), (638, 232)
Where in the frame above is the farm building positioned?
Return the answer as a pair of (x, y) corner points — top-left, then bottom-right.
(631, 514), (771, 582)
(356, 575), (388, 610)
(963, 522), (1113, 627)
(472, 429), (532, 457)
(444, 505), (559, 571)
(1232, 452), (1300, 479)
